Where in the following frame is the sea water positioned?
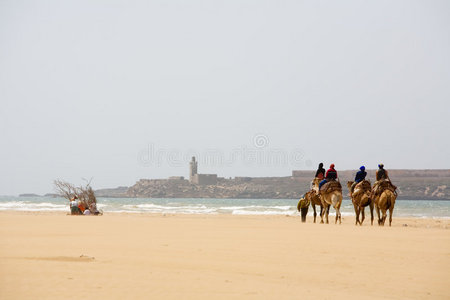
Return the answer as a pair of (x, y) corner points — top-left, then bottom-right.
(0, 196), (449, 218)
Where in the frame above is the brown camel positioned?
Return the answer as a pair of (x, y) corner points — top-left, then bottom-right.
(373, 189), (396, 226)
(371, 179), (397, 226)
(347, 180), (374, 226)
(303, 189), (323, 223)
(312, 178), (343, 224)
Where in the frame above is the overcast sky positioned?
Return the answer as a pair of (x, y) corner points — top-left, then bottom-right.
(1, 0), (449, 195)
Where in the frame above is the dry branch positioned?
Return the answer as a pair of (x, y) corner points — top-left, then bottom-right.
(54, 179), (97, 207)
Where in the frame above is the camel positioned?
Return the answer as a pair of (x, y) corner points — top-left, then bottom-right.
(297, 185), (323, 223)
(304, 188), (323, 223)
(347, 180), (374, 226)
(312, 178), (343, 224)
(371, 180), (397, 226)
(373, 187), (396, 226)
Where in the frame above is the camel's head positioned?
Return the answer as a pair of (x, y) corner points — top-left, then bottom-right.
(347, 181), (354, 189)
(312, 178), (321, 187)
(311, 178), (321, 193)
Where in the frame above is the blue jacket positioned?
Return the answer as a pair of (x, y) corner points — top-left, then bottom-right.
(355, 170), (367, 183)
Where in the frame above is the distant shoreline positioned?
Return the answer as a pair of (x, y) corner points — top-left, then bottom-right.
(12, 169), (450, 200)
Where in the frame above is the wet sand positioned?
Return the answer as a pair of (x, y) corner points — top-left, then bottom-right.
(0, 212), (449, 299)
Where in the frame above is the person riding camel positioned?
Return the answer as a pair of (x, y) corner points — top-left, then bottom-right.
(315, 163), (325, 180)
(326, 164), (338, 180)
(312, 163), (326, 189)
(350, 166), (367, 197)
(319, 164), (338, 190)
(376, 164), (389, 181)
(373, 163), (393, 196)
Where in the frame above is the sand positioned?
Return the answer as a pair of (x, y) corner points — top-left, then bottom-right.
(0, 212), (449, 299)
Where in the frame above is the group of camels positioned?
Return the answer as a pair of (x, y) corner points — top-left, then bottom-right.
(297, 178), (397, 226)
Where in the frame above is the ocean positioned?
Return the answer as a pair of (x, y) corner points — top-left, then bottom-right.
(0, 196), (449, 218)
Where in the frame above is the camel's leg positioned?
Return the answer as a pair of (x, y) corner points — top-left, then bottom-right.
(335, 207), (338, 224)
(381, 209), (387, 226)
(334, 205), (338, 224)
(353, 202), (359, 226)
(325, 206), (330, 224)
(376, 205), (381, 226)
(361, 207), (365, 225)
(320, 204), (326, 224)
(335, 206), (341, 224)
(312, 204), (317, 223)
(389, 206), (394, 227)
(357, 207), (361, 225)
(338, 206), (342, 224)
(369, 202), (374, 226)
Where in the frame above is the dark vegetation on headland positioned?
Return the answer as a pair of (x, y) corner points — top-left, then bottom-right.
(93, 170), (450, 200)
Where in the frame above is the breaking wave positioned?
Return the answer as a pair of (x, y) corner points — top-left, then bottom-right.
(0, 196), (449, 218)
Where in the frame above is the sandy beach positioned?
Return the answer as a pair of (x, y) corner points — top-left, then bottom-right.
(0, 212), (449, 299)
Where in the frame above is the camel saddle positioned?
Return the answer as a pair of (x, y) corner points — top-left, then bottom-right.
(372, 179), (397, 197)
(355, 180), (371, 192)
(320, 180), (342, 194)
(305, 189), (321, 203)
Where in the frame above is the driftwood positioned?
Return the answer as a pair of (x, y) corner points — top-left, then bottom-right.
(54, 179), (97, 208)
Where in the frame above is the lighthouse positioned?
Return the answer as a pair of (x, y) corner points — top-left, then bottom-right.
(189, 156), (198, 183)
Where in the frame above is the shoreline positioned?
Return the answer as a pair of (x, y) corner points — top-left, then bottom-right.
(1, 210), (449, 229)
(2, 197), (450, 219)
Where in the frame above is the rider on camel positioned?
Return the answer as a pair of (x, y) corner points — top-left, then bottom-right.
(315, 163), (325, 180)
(312, 163), (326, 189)
(373, 163), (393, 196)
(350, 166), (367, 197)
(319, 164), (338, 190)
(376, 164), (389, 181)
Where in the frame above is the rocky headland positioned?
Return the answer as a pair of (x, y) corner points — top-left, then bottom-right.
(96, 169), (450, 200)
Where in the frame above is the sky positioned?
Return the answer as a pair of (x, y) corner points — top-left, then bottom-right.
(1, 0), (449, 195)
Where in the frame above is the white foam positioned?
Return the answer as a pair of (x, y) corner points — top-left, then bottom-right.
(0, 201), (66, 211)
(232, 209), (296, 216)
(0, 197), (449, 218)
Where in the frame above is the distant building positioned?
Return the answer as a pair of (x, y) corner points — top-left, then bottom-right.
(189, 157), (198, 182)
(192, 174), (218, 185)
(189, 156), (217, 185)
